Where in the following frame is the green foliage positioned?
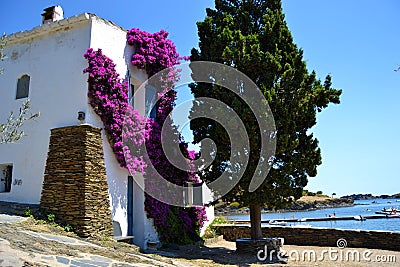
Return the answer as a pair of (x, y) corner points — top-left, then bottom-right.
(101, 236), (112, 247)
(0, 98), (40, 144)
(47, 213), (56, 223)
(229, 202), (240, 208)
(23, 208), (31, 217)
(190, 0), (341, 209)
(0, 36), (40, 144)
(303, 189), (326, 197)
(28, 213), (75, 234)
(190, 0), (341, 240)
(64, 224), (73, 232)
(157, 207), (203, 245)
(0, 33), (6, 74)
(211, 215), (231, 225)
(202, 216), (231, 239)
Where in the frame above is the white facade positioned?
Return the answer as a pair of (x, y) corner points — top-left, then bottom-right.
(0, 13), (161, 248)
(0, 12), (213, 249)
(0, 14), (93, 203)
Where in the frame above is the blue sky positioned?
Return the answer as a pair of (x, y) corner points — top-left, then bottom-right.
(1, 1), (399, 197)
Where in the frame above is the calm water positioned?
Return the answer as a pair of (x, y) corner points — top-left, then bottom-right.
(228, 199), (400, 232)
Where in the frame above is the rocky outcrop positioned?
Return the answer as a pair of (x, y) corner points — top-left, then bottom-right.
(290, 198), (354, 211)
(215, 197), (354, 214)
(342, 193), (400, 200)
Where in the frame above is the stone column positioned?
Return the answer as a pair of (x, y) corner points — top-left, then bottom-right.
(40, 124), (112, 237)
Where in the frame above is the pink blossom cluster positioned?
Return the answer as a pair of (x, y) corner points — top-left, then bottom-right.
(83, 48), (148, 172)
(127, 28), (206, 243)
(83, 28), (207, 244)
(127, 28), (180, 77)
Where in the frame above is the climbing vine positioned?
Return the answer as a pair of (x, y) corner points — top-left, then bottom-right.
(84, 28), (206, 244)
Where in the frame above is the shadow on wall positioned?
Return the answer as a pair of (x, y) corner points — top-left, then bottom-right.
(105, 163), (129, 236)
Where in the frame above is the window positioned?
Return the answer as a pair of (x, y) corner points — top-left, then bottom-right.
(0, 164), (13, 193)
(145, 84), (157, 120)
(129, 83), (135, 107)
(126, 70), (136, 108)
(16, 74), (30, 99)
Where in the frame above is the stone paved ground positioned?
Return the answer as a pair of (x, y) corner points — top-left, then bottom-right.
(159, 239), (400, 267)
(0, 218), (178, 266)
(1, 215), (400, 266)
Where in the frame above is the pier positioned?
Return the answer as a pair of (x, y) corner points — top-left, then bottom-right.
(231, 214), (400, 224)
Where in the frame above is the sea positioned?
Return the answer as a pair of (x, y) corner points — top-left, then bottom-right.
(227, 199), (400, 232)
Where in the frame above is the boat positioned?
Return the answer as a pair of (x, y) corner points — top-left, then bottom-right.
(376, 207), (398, 215)
(386, 214), (400, 218)
(376, 211), (390, 215)
(292, 224), (312, 228)
(353, 215), (366, 221)
(269, 220), (287, 226)
(383, 207), (397, 213)
(396, 200), (400, 202)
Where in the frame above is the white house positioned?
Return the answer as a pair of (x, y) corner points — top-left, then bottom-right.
(0, 6), (213, 249)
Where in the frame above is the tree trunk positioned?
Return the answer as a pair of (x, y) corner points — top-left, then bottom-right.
(250, 203), (263, 240)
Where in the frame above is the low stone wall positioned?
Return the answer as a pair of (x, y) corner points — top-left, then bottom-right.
(216, 225), (400, 251)
(0, 201), (40, 216)
(40, 125), (112, 238)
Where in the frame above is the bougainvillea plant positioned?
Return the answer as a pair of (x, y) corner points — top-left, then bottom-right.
(84, 28), (206, 244)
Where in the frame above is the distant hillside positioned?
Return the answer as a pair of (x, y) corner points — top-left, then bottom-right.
(291, 196), (354, 211)
(341, 193), (400, 200)
(215, 195), (354, 215)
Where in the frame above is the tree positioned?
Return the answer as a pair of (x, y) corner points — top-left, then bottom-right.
(1, 33), (6, 74)
(0, 99), (40, 144)
(190, 0), (342, 240)
(0, 34), (40, 144)
(332, 193), (337, 198)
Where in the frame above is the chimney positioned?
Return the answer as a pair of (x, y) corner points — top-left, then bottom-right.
(42, 6), (64, 24)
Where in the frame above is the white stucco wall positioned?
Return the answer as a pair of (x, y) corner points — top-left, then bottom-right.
(0, 18), (92, 204)
(201, 205), (215, 236)
(0, 14), (213, 248)
(0, 14), (157, 246)
(84, 16), (131, 239)
(86, 17), (158, 248)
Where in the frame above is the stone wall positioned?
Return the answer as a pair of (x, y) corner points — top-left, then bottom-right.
(40, 125), (112, 237)
(0, 201), (40, 216)
(216, 225), (400, 251)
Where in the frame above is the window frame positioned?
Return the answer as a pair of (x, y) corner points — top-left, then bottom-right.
(16, 74), (30, 99)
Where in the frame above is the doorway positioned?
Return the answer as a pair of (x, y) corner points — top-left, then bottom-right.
(0, 164), (13, 193)
(127, 176), (133, 236)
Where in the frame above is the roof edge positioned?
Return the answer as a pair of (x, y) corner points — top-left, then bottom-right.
(6, 13), (127, 44)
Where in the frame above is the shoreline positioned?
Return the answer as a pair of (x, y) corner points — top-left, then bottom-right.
(216, 199), (354, 217)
